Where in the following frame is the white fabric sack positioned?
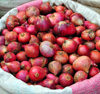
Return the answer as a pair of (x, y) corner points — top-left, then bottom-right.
(0, 0), (100, 94)
(0, 69), (72, 94)
(77, 0), (100, 8)
(75, 0), (100, 14)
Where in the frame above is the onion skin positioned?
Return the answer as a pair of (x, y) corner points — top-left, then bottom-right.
(73, 56), (91, 73)
(74, 71), (88, 82)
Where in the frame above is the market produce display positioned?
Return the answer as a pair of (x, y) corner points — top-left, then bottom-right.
(0, 2), (100, 89)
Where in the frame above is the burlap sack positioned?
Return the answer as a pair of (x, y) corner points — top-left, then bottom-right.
(0, 0), (100, 94)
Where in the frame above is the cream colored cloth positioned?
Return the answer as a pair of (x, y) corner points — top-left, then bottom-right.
(75, 0), (100, 14)
(0, 68), (72, 94)
(77, 0), (100, 8)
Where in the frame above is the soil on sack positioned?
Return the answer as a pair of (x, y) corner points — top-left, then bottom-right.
(0, 2), (100, 89)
